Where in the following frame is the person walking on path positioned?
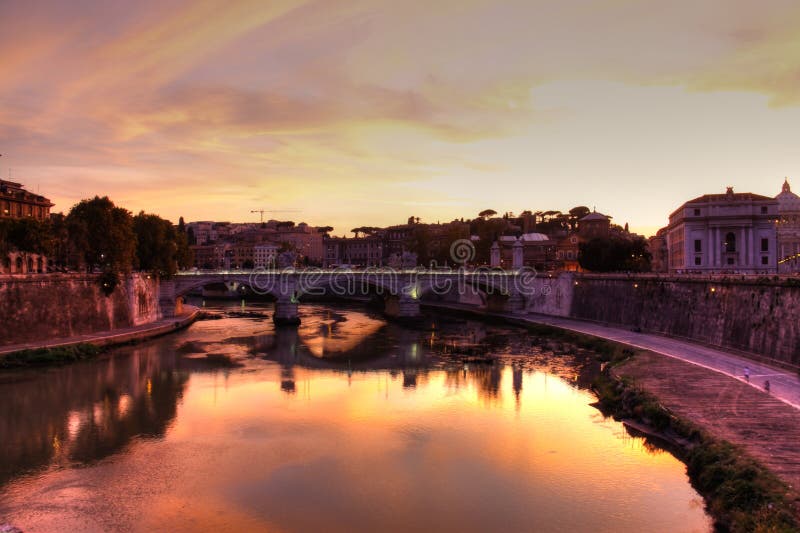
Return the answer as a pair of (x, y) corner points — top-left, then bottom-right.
(744, 366), (750, 382)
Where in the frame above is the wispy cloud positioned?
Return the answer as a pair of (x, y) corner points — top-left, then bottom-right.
(1, 0), (800, 234)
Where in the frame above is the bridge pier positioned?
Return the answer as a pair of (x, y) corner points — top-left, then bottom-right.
(159, 280), (177, 318)
(384, 293), (421, 322)
(273, 298), (301, 327)
(485, 292), (525, 315)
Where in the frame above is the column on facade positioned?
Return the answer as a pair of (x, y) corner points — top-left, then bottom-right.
(706, 226), (713, 267)
(747, 226), (754, 267)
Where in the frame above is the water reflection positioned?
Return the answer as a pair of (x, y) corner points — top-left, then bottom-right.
(0, 346), (188, 486)
(0, 302), (711, 532)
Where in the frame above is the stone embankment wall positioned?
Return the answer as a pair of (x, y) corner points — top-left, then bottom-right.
(527, 273), (800, 368)
(0, 273), (160, 346)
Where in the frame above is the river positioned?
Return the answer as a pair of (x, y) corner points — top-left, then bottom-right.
(0, 301), (711, 532)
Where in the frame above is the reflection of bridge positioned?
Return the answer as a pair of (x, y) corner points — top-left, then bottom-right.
(161, 269), (534, 325)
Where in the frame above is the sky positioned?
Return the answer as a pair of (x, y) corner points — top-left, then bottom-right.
(2, 0), (800, 237)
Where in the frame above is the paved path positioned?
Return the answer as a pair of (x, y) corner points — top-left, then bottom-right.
(0, 308), (199, 356)
(523, 312), (800, 411)
(617, 352), (800, 496)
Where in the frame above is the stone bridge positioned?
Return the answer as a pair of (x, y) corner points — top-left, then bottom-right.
(160, 268), (535, 325)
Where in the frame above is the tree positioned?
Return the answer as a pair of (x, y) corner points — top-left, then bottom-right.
(478, 209), (497, 219)
(187, 226), (197, 245)
(174, 216), (193, 270)
(568, 206), (591, 231)
(405, 225), (432, 265)
(0, 218), (53, 256)
(578, 235), (651, 272)
(67, 196), (136, 274)
(317, 226), (334, 234)
(133, 211), (180, 277)
(49, 213), (71, 270)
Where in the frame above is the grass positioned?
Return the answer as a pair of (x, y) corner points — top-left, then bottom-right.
(0, 343), (103, 369)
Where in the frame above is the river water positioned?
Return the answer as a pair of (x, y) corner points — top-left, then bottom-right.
(0, 302), (710, 532)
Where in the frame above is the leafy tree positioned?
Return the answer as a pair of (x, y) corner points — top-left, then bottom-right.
(317, 226), (333, 234)
(174, 216), (193, 269)
(478, 209), (497, 219)
(568, 206), (591, 231)
(49, 213), (71, 269)
(186, 226), (197, 245)
(133, 211), (179, 277)
(578, 235), (651, 272)
(0, 218), (53, 256)
(67, 196), (136, 274)
(405, 225), (432, 265)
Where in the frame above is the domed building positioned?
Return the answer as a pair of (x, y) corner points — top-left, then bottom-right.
(776, 178), (800, 273)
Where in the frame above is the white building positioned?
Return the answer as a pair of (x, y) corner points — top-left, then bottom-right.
(666, 187), (778, 274)
(254, 243), (279, 268)
(776, 178), (800, 273)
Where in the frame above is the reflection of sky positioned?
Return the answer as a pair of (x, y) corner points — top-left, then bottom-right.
(297, 308), (386, 357)
(0, 363), (710, 531)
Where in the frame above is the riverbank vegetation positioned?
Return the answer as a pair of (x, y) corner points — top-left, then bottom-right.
(0, 343), (103, 369)
(510, 319), (799, 531)
(591, 354), (798, 532)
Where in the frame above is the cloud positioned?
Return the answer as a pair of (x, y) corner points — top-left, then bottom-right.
(2, 0), (800, 232)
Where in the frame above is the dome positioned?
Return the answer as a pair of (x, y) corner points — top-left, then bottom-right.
(519, 232), (550, 242)
(776, 178), (800, 213)
(580, 212), (610, 222)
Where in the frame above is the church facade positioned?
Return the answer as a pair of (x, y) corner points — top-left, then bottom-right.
(776, 178), (800, 273)
(666, 187), (778, 274)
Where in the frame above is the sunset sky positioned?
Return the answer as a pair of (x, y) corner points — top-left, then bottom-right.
(2, 0), (800, 236)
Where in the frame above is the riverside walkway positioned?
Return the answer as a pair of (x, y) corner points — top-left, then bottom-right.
(423, 302), (800, 411)
(523, 312), (800, 411)
(0, 307), (199, 356)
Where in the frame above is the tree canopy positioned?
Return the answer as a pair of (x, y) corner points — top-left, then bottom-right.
(133, 211), (180, 276)
(578, 235), (651, 272)
(67, 196), (136, 274)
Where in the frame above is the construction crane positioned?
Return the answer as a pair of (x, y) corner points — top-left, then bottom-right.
(251, 208), (301, 223)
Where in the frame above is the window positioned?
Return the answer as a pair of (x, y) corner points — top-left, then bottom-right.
(725, 232), (736, 253)
(695, 257), (702, 265)
(694, 208), (701, 216)
(761, 206), (768, 214)
(727, 257), (735, 265)
(761, 238), (769, 252)
(762, 256), (769, 265)
(694, 239), (702, 253)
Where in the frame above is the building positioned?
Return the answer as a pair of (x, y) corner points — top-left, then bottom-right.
(0, 179), (53, 221)
(0, 179), (53, 274)
(324, 236), (383, 267)
(254, 243), (278, 268)
(648, 227), (669, 273)
(578, 211), (611, 240)
(191, 245), (226, 269)
(270, 223), (324, 265)
(775, 178), (800, 273)
(230, 244), (255, 269)
(666, 187), (777, 274)
(497, 233), (558, 270)
(555, 233), (582, 271)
